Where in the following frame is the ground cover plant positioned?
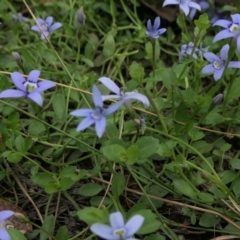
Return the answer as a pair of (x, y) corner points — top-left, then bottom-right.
(1, 0), (240, 239)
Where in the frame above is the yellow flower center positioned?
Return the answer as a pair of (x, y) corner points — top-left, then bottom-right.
(230, 24), (239, 34)
(41, 24), (48, 31)
(24, 82), (37, 92)
(113, 228), (126, 239)
(213, 61), (221, 69)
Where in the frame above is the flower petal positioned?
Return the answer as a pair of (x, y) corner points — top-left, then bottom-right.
(102, 95), (120, 101)
(110, 212), (125, 229)
(46, 16), (53, 26)
(157, 28), (166, 35)
(28, 92), (43, 106)
(203, 52), (219, 62)
(220, 44), (229, 60)
(104, 100), (124, 115)
(188, 2), (201, 11)
(0, 210), (14, 222)
(28, 70), (41, 83)
(189, 8), (197, 19)
(153, 17), (160, 30)
(162, 0), (179, 7)
(90, 223), (115, 239)
(37, 18), (45, 25)
(98, 77), (120, 94)
(41, 31), (50, 40)
(70, 109), (94, 117)
(31, 25), (41, 32)
(231, 14), (240, 25)
(201, 64), (215, 74)
(213, 19), (231, 28)
(92, 85), (103, 108)
(49, 22), (62, 32)
(76, 116), (95, 132)
(214, 68), (224, 81)
(95, 117), (106, 138)
(213, 29), (236, 43)
(237, 36), (240, 53)
(0, 90), (26, 98)
(35, 80), (56, 92)
(147, 19), (152, 31)
(124, 92), (150, 107)
(10, 72), (26, 91)
(125, 215), (144, 236)
(0, 228), (11, 240)
(179, 5), (189, 16)
(228, 61), (240, 68)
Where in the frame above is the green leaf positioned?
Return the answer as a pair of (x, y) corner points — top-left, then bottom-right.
(59, 177), (75, 191)
(219, 170), (236, 184)
(101, 144), (126, 162)
(144, 233), (166, 240)
(7, 152), (22, 163)
(31, 173), (54, 187)
(125, 144), (139, 164)
(208, 186), (225, 198)
(56, 226), (69, 240)
(142, 185), (169, 208)
(131, 209), (160, 234)
(112, 173), (125, 198)
(224, 222), (240, 234)
(175, 101), (190, 123)
(8, 229), (27, 240)
(136, 136), (159, 162)
(233, 178), (240, 198)
(78, 183), (103, 197)
(230, 158), (240, 170)
(52, 93), (66, 119)
(228, 77), (240, 99)
(28, 120), (46, 136)
(24, 137), (33, 151)
(90, 196), (112, 207)
(45, 183), (59, 194)
(154, 68), (178, 89)
(40, 215), (54, 240)
(129, 61), (144, 81)
(173, 179), (197, 199)
(77, 207), (109, 225)
(199, 213), (221, 227)
(8, 111), (19, 129)
(188, 140), (212, 154)
(197, 192), (214, 202)
(103, 33), (115, 57)
(194, 13), (210, 30)
(15, 135), (25, 152)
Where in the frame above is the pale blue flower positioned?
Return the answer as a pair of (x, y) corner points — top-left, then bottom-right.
(201, 44), (240, 81)
(213, 14), (240, 53)
(12, 13), (28, 23)
(0, 70), (56, 106)
(0, 210), (15, 240)
(179, 42), (198, 61)
(189, 0), (209, 19)
(31, 16), (62, 40)
(146, 17), (166, 39)
(99, 77), (150, 108)
(90, 211), (144, 240)
(70, 85), (123, 138)
(163, 0), (201, 16)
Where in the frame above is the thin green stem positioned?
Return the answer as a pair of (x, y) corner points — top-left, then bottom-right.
(127, 165), (179, 240)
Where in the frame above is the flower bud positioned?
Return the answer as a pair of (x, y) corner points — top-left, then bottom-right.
(76, 8), (85, 27)
(14, 212), (30, 222)
(212, 93), (223, 106)
(12, 51), (23, 67)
